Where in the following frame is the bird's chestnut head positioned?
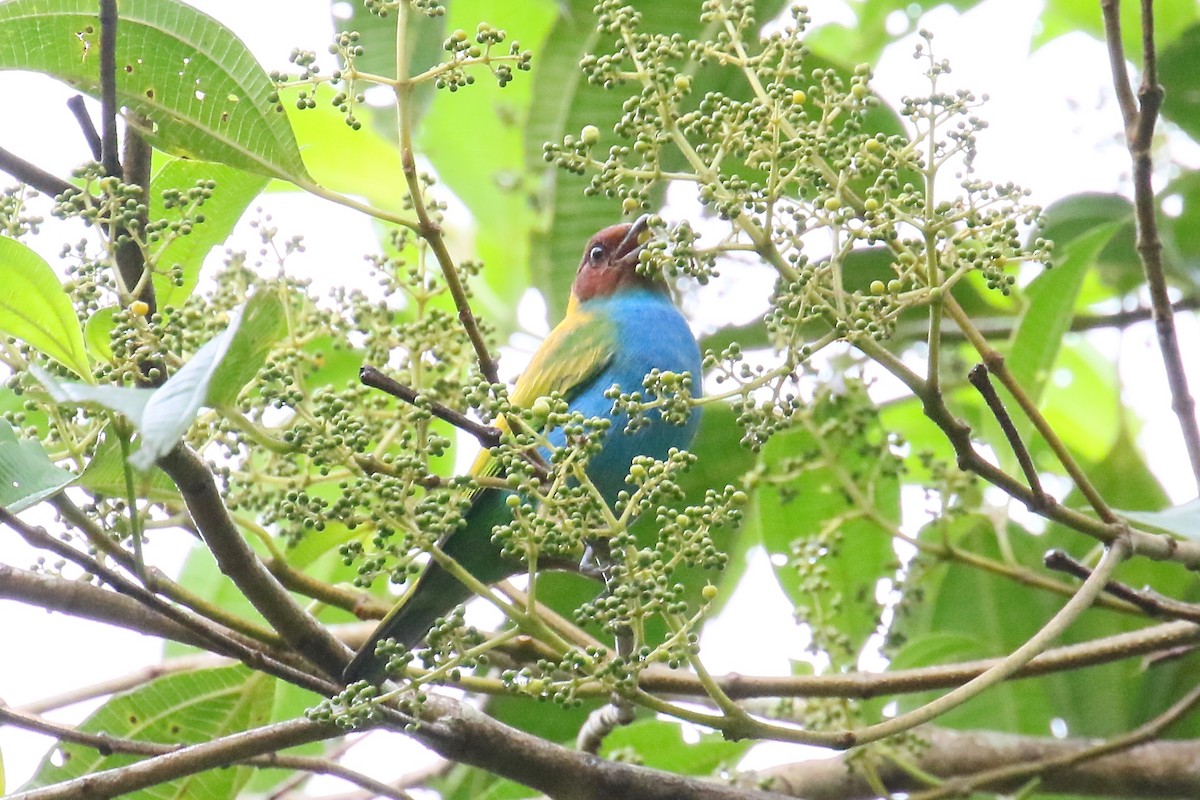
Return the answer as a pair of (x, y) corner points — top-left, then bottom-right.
(570, 215), (667, 303)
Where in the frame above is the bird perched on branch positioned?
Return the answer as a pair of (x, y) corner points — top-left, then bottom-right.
(344, 215), (702, 684)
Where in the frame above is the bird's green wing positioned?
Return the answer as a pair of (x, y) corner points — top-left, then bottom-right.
(470, 307), (616, 479)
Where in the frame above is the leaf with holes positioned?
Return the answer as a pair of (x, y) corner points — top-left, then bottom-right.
(0, 0), (309, 181)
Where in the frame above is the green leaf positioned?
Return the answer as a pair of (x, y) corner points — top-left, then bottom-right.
(888, 518), (1092, 734)
(1032, 340), (1121, 466)
(1008, 222), (1121, 406)
(0, 0), (309, 181)
(1121, 499), (1200, 540)
(279, 85), (407, 215)
(22, 666), (273, 796)
(0, 236), (91, 378)
(205, 289), (287, 408)
(83, 305), (116, 363)
(1035, 192), (1143, 295)
(34, 366), (156, 422)
(77, 428), (179, 503)
(0, 418), (75, 511)
(600, 719), (752, 775)
(151, 159), (270, 309)
(124, 291), (281, 468)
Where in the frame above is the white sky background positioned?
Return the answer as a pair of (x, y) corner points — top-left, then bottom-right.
(1, 0), (1199, 792)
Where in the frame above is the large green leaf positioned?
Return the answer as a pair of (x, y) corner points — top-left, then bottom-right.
(0, 236), (91, 379)
(77, 428), (180, 503)
(1008, 222), (1121, 407)
(0, 0), (308, 181)
(125, 290), (284, 467)
(278, 85), (407, 215)
(22, 665), (273, 797)
(0, 418), (75, 511)
(151, 159), (270, 309)
(1032, 192), (1140, 295)
(204, 289), (287, 408)
(1038, 340), (1119, 465)
(886, 517), (1135, 737)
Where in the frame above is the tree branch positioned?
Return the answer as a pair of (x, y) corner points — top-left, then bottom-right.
(98, 0), (121, 178)
(836, 537), (1129, 747)
(741, 725), (1200, 800)
(360, 365), (501, 449)
(856, 335), (1200, 568)
(0, 563), (210, 650)
(405, 694), (795, 800)
(1045, 548), (1200, 624)
(156, 443), (352, 678)
(637, 620), (1200, 700)
(1101, 0), (1200, 487)
(0, 145), (74, 197)
(967, 363), (1047, 509)
(7, 716), (344, 800)
(66, 95), (102, 161)
(0, 506), (330, 694)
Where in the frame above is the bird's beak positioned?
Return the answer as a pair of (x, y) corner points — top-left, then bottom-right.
(613, 214), (651, 268)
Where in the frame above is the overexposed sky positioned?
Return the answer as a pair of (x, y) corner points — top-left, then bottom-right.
(2, 0), (1198, 791)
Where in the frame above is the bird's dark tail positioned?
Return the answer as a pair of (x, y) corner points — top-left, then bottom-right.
(342, 559), (476, 684)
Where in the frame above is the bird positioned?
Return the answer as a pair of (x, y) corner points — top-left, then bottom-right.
(343, 214), (702, 684)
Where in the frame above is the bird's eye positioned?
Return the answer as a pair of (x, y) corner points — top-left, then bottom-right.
(588, 245), (605, 263)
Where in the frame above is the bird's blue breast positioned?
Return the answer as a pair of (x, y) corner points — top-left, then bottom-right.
(547, 288), (702, 503)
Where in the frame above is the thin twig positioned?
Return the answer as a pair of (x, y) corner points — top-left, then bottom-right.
(394, 6), (498, 384)
(945, 297), (1119, 524)
(857, 336), (1200, 568)
(360, 365), (501, 449)
(18, 655), (230, 714)
(1045, 548), (1200, 624)
(1101, 0), (1200, 487)
(66, 95), (103, 161)
(967, 363), (1047, 510)
(637, 619), (1200, 700)
(839, 537), (1130, 747)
